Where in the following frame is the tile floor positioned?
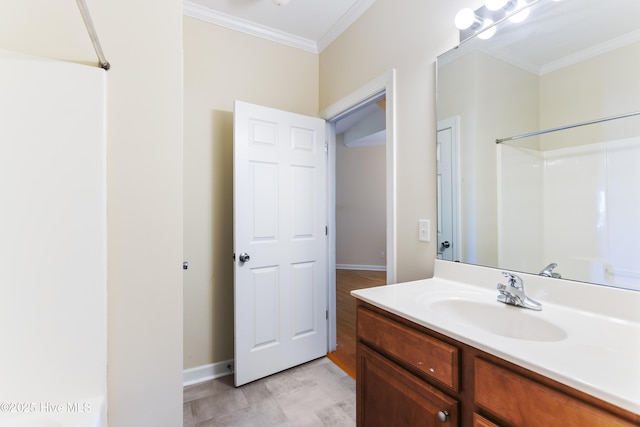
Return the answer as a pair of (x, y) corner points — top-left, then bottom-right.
(183, 357), (356, 427)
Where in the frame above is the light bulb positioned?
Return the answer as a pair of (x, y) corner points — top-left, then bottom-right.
(455, 8), (481, 30)
(509, 0), (530, 23)
(477, 19), (496, 39)
(485, 0), (509, 11)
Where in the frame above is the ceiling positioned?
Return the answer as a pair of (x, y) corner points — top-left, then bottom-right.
(184, 0), (376, 53)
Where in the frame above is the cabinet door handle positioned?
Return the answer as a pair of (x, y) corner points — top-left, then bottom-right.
(437, 410), (449, 422)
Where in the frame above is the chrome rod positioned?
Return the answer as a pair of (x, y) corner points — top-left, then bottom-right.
(496, 111), (640, 144)
(75, 0), (110, 70)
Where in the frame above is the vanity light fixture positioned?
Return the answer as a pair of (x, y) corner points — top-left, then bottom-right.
(455, 8), (497, 39)
(477, 18), (497, 39)
(454, 8), (484, 31)
(455, 0), (537, 42)
(485, 0), (530, 22)
(509, 0), (530, 23)
(485, 0), (516, 11)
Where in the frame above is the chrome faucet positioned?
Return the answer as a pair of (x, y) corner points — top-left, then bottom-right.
(539, 263), (561, 278)
(497, 272), (542, 311)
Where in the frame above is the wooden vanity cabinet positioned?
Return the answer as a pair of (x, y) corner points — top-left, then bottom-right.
(356, 301), (640, 427)
(358, 344), (459, 426)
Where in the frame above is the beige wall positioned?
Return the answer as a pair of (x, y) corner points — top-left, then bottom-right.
(320, 0), (484, 282)
(540, 41), (640, 149)
(335, 137), (386, 267)
(0, 1), (184, 426)
(183, 17), (319, 369)
(475, 53), (539, 266)
(182, 0), (484, 370)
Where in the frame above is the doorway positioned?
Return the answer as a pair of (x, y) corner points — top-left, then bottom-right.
(436, 117), (460, 262)
(319, 70), (397, 378)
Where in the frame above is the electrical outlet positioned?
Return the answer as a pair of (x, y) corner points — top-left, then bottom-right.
(380, 251), (385, 258)
(418, 219), (430, 242)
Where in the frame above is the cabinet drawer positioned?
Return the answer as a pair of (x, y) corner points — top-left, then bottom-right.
(474, 358), (637, 427)
(473, 413), (501, 427)
(357, 307), (459, 391)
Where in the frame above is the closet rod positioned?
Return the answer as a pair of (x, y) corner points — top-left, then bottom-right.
(76, 0), (110, 70)
(495, 111), (640, 144)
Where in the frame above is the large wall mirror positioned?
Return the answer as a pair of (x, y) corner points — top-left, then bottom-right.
(436, 0), (640, 291)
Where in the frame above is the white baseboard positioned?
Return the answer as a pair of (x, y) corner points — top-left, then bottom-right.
(183, 359), (234, 386)
(336, 264), (386, 271)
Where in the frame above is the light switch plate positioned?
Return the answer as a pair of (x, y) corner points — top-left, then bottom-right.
(419, 219), (430, 242)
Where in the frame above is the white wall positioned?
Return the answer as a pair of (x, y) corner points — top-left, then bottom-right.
(540, 42), (640, 150)
(0, 52), (106, 415)
(0, 1), (184, 426)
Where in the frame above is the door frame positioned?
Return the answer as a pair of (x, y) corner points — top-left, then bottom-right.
(318, 69), (397, 351)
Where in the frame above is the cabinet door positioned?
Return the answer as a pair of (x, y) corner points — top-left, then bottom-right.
(357, 344), (458, 426)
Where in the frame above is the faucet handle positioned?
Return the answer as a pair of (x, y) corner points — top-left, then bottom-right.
(500, 271), (523, 288)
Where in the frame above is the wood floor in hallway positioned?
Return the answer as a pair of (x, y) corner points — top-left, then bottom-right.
(327, 269), (386, 379)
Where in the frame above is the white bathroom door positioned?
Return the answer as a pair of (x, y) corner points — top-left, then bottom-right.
(437, 118), (459, 261)
(233, 101), (328, 386)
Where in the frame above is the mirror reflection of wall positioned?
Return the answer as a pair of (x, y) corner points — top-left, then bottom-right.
(436, 0), (640, 291)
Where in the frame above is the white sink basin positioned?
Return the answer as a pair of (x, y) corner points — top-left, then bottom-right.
(428, 298), (568, 342)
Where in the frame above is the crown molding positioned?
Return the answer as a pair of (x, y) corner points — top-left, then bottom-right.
(541, 28), (640, 75)
(183, 0), (375, 54)
(317, 0), (376, 52)
(183, 1), (318, 53)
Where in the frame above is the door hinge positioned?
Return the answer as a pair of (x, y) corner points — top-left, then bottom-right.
(326, 310), (328, 320)
(325, 225), (328, 236)
(324, 142), (328, 152)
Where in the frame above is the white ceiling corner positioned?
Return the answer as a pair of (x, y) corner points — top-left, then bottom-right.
(317, 0), (376, 53)
(183, 0), (375, 54)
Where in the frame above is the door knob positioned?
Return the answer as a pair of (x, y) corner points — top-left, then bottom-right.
(441, 241), (451, 249)
(437, 410), (449, 422)
(238, 252), (250, 263)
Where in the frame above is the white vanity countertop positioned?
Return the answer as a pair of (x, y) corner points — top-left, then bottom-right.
(351, 260), (640, 414)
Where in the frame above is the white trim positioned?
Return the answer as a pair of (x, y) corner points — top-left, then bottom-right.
(183, 359), (234, 387)
(317, 0), (376, 53)
(326, 121), (337, 352)
(336, 264), (387, 271)
(183, 1), (317, 53)
(320, 69), (397, 352)
(319, 69), (397, 284)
